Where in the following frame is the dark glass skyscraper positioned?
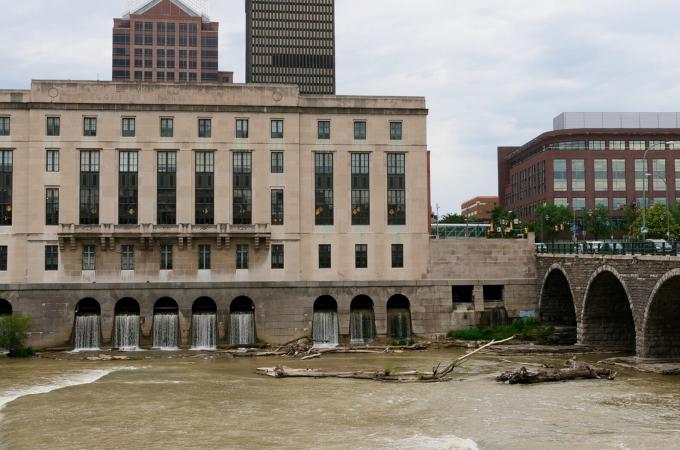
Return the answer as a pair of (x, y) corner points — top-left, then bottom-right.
(245, 0), (336, 95)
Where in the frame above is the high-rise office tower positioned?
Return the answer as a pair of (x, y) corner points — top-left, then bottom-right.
(245, 0), (336, 95)
(112, 0), (233, 83)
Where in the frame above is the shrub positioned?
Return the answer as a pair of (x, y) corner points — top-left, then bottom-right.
(447, 318), (554, 344)
(0, 314), (32, 357)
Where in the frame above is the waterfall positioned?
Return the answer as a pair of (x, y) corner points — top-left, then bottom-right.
(389, 309), (412, 340)
(229, 312), (255, 346)
(192, 313), (217, 350)
(350, 309), (375, 344)
(153, 313), (178, 350)
(114, 314), (140, 351)
(313, 311), (338, 347)
(74, 314), (101, 351)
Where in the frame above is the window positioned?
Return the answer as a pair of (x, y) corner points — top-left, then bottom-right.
(635, 159), (646, 191)
(553, 160), (567, 191)
(82, 245), (95, 271)
(610, 141), (625, 151)
(45, 188), (59, 226)
(554, 197), (568, 207)
(318, 244), (331, 269)
(676, 160), (680, 191)
(594, 159), (608, 191)
(119, 151), (138, 225)
(236, 119), (249, 138)
(315, 153), (333, 225)
(271, 189), (284, 225)
(354, 121), (366, 140)
(83, 117), (97, 137)
(355, 244), (368, 269)
(160, 245), (173, 270)
(483, 285), (504, 302)
(572, 198), (586, 211)
(198, 118), (211, 138)
(0, 117), (9, 136)
(571, 160), (585, 191)
(351, 153), (370, 225)
(0, 246), (6, 271)
(650, 141), (667, 151)
(233, 152), (252, 225)
(390, 122), (402, 140)
(629, 141), (646, 151)
(589, 141), (605, 151)
(45, 245), (58, 271)
(271, 119), (284, 139)
(121, 245), (134, 271)
(46, 117), (60, 136)
(612, 160), (626, 191)
(46, 149), (59, 172)
(160, 118), (173, 137)
(198, 244), (211, 270)
(271, 152), (284, 173)
(236, 245), (249, 269)
(452, 286), (474, 303)
(271, 244), (284, 269)
(318, 120), (330, 139)
(387, 153), (406, 225)
(122, 118), (135, 137)
(196, 152), (214, 224)
(613, 198), (627, 210)
(391, 244), (404, 268)
(79, 151), (99, 225)
(653, 159), (666, 191)
(157, 152), (177, 225)
(595, 198), (609, 208)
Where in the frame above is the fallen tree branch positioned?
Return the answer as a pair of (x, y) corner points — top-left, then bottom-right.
(497, 360), (617, 384)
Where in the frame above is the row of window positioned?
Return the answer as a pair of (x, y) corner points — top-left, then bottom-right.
(553, 159), (680, 192)
(2, 116), (404, 141)
(552, 196), (669, 211)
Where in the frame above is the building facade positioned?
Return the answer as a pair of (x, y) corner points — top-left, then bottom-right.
(460, 196), (498, 222)
(498, 112), (680, 222)
(245, 0), (336, 95)
(112, 0), (233, 83)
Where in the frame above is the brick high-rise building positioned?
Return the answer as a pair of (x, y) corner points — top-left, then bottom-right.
(112, 0), (233, 83)
(245, 0), (336, 95)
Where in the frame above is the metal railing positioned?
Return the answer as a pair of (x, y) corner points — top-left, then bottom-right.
(536, 241), (679, 256)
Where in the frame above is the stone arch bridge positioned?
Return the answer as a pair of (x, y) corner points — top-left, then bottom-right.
(537, 254), (680, 358)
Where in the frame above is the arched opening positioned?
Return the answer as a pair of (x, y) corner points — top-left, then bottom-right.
(387, 294), (412, 340)
(74, 298), (101, 351)
(192, 297), (217, 350)
(114, 298), (140, 351)
(153, 297), (179, 350)
(540, 269), (577, 344)
(582, 272), (635, 352)
(350, 295), (375, 344)
(229, 296), (256, 346)
(313, 295), (338, 347)
(643, 276), (680, 358)
(0, 299), (12, 316)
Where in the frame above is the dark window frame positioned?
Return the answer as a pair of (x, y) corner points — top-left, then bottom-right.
(46, 117), (60, 137)
(83, 117), (97, 137)
(271, 119), (284, 139)
(160, 244), (173, 270)
(119, 151), (139, 225)
(387, 153), (406, 225)
(0, 117), (9, 136)
(271, 189), (284, 225)
(198, 118), (212, 138)
(355, 244), (368, 269)
(0, 245), (7, 271)
(45, 187), (59, 226)
(195, 151), (215, 225)
(271, 152), (284, 173)
(271, 244), (284, 269)
(315, 153), (333, 226)
(160, 117), (174, 138)
(391, 244), (404, 268)
(236, 244), (249, 270)
(351, 153), (370, 226)
(236, 119), (249, 139)
(233, 152), (252, 225)
(317, 120), (331, 140)
(390, 121), (403, 141)
(354, 121), (367, 140)
(79, 150), (99, 225)
(122, 117), (136, 137)
(198, 244), (211, 270)
(46, 149), (59, 172)
(318, 244), (331, 269)
(121, 244), (134, 271)
(45, 245), (58, 271)
(157, 151), (177, 225)
(82, 245), (96, 271)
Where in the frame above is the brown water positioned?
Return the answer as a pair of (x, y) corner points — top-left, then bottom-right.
(0, 350), (679, 449)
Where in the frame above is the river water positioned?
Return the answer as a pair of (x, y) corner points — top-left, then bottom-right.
(0, 350), (678, 449)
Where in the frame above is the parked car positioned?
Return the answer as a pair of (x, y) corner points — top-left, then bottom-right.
(535, 243), (548, 253)
(644, 239), (673, 254)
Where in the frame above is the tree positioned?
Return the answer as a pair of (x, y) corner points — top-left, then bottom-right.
(534, 204), (572, 242)
(439, 213), (468, 224)
(584, 206), (612, 240)
(0, 315), (32, 357)
(629, 203), (680, 239)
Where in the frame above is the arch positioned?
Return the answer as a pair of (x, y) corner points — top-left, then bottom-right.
(73, 298), (101, 351)
(581, 267), (635, 352)
(641, 269), (680, 358)
(314, 295), (337, 311)
(539, 267), (577, 344)
(114, 298), (140, 350)
(231, 296), (255, 313)
(387, 294), (412, 340)
(193, 297), (217, 313)
(229, 296), (256, 346)
(115, 298), (140, 315)
(192, 297), (217, 350)
(350, 295), (376, 344)
(350, 295), (374, 310)
(313, 295), (338, 347)
(75, 298), (101, 315)
(0, 299), (11, 316)
(153, 297), (179, 350)
(154, 297), (178, 312)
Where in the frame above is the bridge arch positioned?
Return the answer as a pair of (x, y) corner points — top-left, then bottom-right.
(538, 264), (577, 344)
(0, 299), (11, 316)
(580, 266), (636, 352)
(641, 269), (680, 358)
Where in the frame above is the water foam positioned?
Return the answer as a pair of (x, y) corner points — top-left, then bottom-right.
(383, 434), (479, 450)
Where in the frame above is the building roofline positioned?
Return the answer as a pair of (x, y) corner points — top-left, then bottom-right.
(123, 0), (209, 20)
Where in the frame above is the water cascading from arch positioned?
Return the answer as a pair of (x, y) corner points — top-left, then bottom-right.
(313, 296), (339, 347)
(192, 297), (217, 350)
(350, 295), (375, 344)
(153, 298), (179, 350)
(230, 297), (256, 346)
(114, 298), (141, 351)
(74, 298), (101, 352)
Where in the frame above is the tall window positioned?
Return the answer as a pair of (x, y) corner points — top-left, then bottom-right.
(0, 152), (11, 226)
(354, 121), (366, 140)
(236, 245), (249, 269)
(122, 118), (135, 137)
(0, 117), (9, 136)
(46, 117), (60, 136)
(594, 159), (608, 191)
(271, 152), (284, 173)
(233, 152), (252, 225)
(390, 122), (402, 140)
(198, 119), (212, 138)
(351, 153), (370, 225)
(236, 119), (249, 138)
(160, 118), (173, 137)
(121, 245), (134, 271)
(676, 160), (680, 191)
(83, 117), (97, 137)
(355, 244), (368, 269)
(318, 244), (331, 269)
(160, 245), (173, 270)
(45, 245), (58, 271)
(318, 120), (330, 139)
(315, 153), (333, 225)
(271, 119), (284, 139)
(45, 188), (59, 226)
(46, 149), (59, 172)
(196, 152), (214, 224)
(0, 246), (6, 271)
(553, 160), (567, 192)
(612, 160), (626, 191)
(635, 159), (646, 191)
(653, 159), (666, 191)
(271, 189), (284, 225)
(571, 160), (585, 191)
(391, 244), (404, 268)
(79, 151), (99, 225)
(198, 244), (211, 270)
(572, 198), (586, 211)
(82, 245), (96, 271)
(271, 244), (284, 269)
(157, 151), (177, 225)
(119, 151), (138, 225)
(387, 153), (406, 225)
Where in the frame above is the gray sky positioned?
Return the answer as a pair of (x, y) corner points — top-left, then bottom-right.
(2, 0), (680, 214)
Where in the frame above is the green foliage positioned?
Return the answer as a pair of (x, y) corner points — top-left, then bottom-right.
(389, 338), (415, 346)
(535, 204), (573, 242)
(447, 319), (554, 344)
(439, 213), (469, 224)
(0, 314), (32, 357)
(383, 365), (395, 376)
(583, 205), (612, 239)
(629, 203), (679, 239)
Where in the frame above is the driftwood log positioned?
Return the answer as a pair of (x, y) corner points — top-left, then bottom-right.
(497, 360), (617, 384)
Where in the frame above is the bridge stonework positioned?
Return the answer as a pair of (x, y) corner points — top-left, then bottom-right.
(537, 255), (680, 358)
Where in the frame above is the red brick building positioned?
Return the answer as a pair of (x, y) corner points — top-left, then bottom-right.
(461, 196), (498, 222)
(112, 0), (233, 83)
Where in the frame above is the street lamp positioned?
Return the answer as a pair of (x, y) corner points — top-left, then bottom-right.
(642, 141), (672, 237)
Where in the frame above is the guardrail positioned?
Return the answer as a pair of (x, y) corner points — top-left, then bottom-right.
(536, 241), (679, 256)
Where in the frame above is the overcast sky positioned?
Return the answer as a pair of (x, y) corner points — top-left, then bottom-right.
(2, 1), (680, 214)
